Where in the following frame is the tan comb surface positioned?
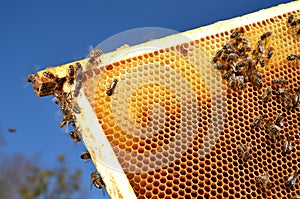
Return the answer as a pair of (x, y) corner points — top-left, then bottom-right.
(31, 1), (300, 199)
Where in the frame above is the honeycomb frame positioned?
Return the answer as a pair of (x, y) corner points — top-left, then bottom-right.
(31, 1), (300, 199)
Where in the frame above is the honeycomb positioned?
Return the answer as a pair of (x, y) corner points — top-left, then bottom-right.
(30, 2), (300, 199)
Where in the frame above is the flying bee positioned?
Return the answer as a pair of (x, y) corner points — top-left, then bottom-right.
(282, 136), (292, 155)
(256, 174), (273, 189)
(266, 121), (281, 142)
(287, 54), (300, 61)
(271, 78), (288, 85)
(238, 143), (250, 161)
(251, 115), (265, 129)
(43, 71), (55, 80)
(106, 79), (118, 96)
(91, 172), (106, 196)
(80, 151), (91, 160)
(266, 47), (274, 59)
(70, 131), (81, 142)
(257, 41), (264, 54)
(260, 31), (272, 41)
(275, 115), (284, 126)
(286, 170), (300, 187)
(262, 87), (272, 103)
(27, 74), (36, 83)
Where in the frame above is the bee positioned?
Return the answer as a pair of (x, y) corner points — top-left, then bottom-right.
(283, 94), (293, 110)
(80, 151), (91, 160)
(292, 92), (299, 109)
(73, 80), (82, 98)
(251, 115), (265, 129)
(288, 15), (294, 25)
(286, 171), (300, 187)
(214, 64), (226, 70)
(282, 136), (292, 155)
(238, 143), (250, 161)
(68, 65), (75, 85)
(43, 71), (55, 79)
(256, 174), (273, 189)
(27, 74), (36, 83)
(106, 79), (118, 96)
(276, 88), (291, 95)
(223, 71), (233, 80)
(228, 77), (236, 90)
(260, 31), (272, 41)
(259, 56), (265, 67)
(223, 42), (234, 53)
(70, 131), (81, 142)
(254, 77), (263, 89)
(287, 54), (300, 61)
(88, 48), (104, 65)
(275, 115), (284, 126)
(228, 53), (238, 61)
(271, 78), (288, 85)
(257, 41), (264, 54)
(262, 87), (272, 103)
(266, 121), (281, 142)
(91, 172), (106, 196)
(221, 54), (229, 61)
(8, 128), (16, 133)
(60, 114), (74, 128)
(236, 61), (245, 68)
(230, 30), (241, 39)
(215, 49), (223, 58)
(247, 58), (254, 68)
(266, 47), (274, 59)
(72, 102), (81, 114)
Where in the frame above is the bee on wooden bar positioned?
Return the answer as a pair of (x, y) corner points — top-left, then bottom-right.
(43, 71), (55, 80)
(238, 143), (250, 161)
(88, 48), (104, 66)
(286, 170), (300, 187)
(251, 115), (265, 129)
(272, 78), (288, 85)
(262, 87), (272, 103)
(73, 80), (82, 98)
(27, 74), (36, 83)
(91, 172), (106, 196)
(256, 174), (273, 189)
(72, 101), (81, 114)
(80, 151), (91, 160)
(106, 79), (118, 96)
(60, 114), (74, 128)
(287, 54), (300, 61)
(70, 131), (81, 142)
(282, 136), (292, 155)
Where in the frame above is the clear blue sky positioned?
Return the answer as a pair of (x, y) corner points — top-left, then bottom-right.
(0, 0), (293, 198)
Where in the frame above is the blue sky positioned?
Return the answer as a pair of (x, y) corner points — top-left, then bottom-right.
(0, 0), (294, 198)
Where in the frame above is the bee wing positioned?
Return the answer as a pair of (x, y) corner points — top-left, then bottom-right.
(101, 185), (106, 196)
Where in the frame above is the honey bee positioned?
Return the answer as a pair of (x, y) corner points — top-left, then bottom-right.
(256, 174), (273, 189)
(262, 87), (272, 103)
(60, 114), (74, 128)
(70, 131), (81, 142)
(286, 170), (300, 187)
(27, 74), (36, 83)
(287, 54), (300, 61)
(283, 94), (293, 110)
(73, 80), (82, 98)
(214, 64), (226, 70)
(266, 47), (274, 59)
(68, 65), (75, 85)
(222, 71), (233, 80)
(236, 61), (245, 68)
(276, 88), (291, 95)
(238, 143), (250, 161)
(282, 136), (292, 155)
(223, 42), (234, 53)
(288, 15), (294, 25)
(228, 53), (238, 61)
(257, 41), (264, 54)
(91, 172), (106, 196)
(251, 115), (265, 129)
(212, 49), (223, 63)
(271, 78), (288, 85)
(259, 56), (265, 67)
(72, 102), (81, 114)
(275, 115), (284, 126)
(292, 92), (299, 109)
(106, 79), (118, 96)
(80, 151), (91, 160)
(260, 31), (272, 41)
(43, 71), (55, 79)
(88, 48), (103, 65)
(230, 30), (241, 39)
(254, 77), (263, 89)
(266, 121), (281, 142)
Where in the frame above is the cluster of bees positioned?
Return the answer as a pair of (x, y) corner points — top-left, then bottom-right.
(288, 14), (300, 35)
(213, 28), (274, 91)
(214, 14), (300, 194)
(27, 49), (106, 194)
